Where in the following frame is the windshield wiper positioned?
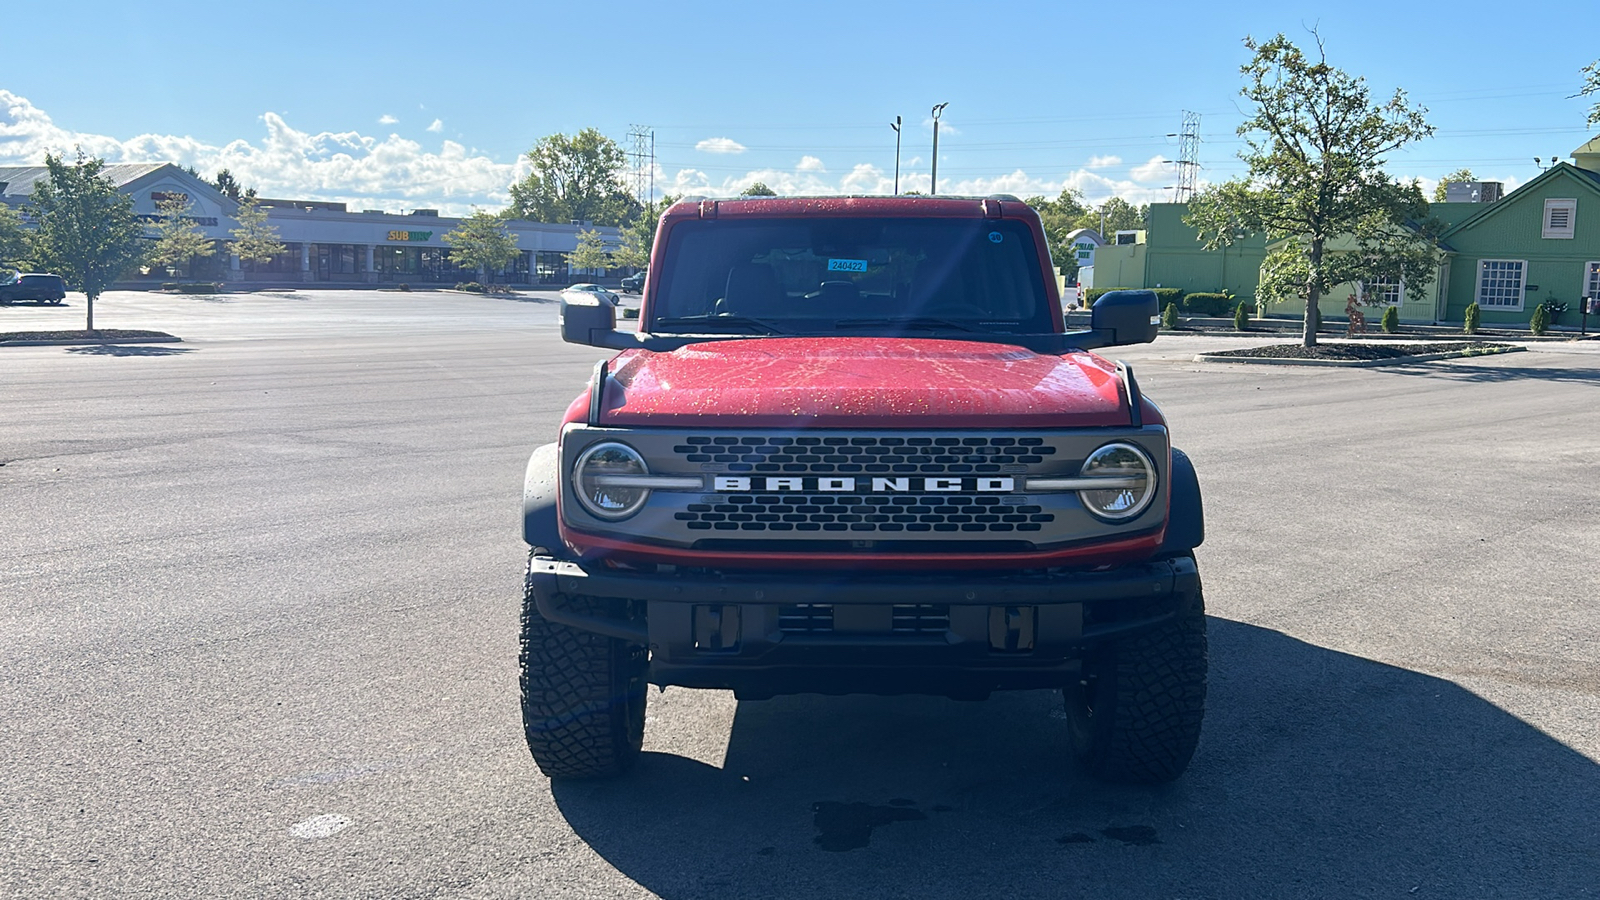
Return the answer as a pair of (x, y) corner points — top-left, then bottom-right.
(653, 314), (791, 335)
(834, 317), (995, 333)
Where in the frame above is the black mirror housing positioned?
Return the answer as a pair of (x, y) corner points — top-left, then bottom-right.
(560, 294), (619, 347)
(1089, 289), (1160, 347)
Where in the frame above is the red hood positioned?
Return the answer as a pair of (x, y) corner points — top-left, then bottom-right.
(597, 337), (1138, 428)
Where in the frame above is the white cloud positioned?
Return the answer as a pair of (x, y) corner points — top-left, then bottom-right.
(797, 155), (825, 172)
(1087, 155), (1121, 169)
(1129, 155), (1171, 183)
(695, 137), (746, 154)
(0, 89), (528, 216)
(378, 114), (398, 125)
(426, 118), (443, 133)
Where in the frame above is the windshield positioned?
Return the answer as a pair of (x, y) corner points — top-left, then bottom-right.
(650, 217), (1052, 335)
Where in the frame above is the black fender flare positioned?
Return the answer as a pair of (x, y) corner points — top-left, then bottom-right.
(523, 442), (566, 556)
(1159, 447), (1204, 556)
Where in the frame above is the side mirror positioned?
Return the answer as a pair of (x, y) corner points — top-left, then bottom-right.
(1090, 289), (1160, 347)
(560, 293), (618, 347)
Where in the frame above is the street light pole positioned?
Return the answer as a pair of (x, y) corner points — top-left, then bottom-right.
(930, 102), (948, 195)
(890, 116), (902, 195)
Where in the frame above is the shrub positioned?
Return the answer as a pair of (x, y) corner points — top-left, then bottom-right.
(1183, 292), (1235, 316)
(1539, 298), (1567, 325)
(1084, 287), (1183, 308)
(621, 307), (640, 319)
(1463, 301), (1480, 334)
(397, 283), (411, 292)
(1380, 306), (1399, 333)
(1161, 302), (1180, 330)
(455, 281), (487, 293)
(1233, 302), (1250, 331)
(1530, 303), (1549, 335)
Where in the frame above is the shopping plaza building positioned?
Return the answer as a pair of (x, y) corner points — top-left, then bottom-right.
(0, 162), (622, 287)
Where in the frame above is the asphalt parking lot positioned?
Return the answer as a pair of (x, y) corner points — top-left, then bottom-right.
(3, 290), (1598, 898)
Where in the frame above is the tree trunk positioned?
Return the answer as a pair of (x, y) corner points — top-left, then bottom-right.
(1304, 239), (1323, 348)
(86, 291), (95, 332)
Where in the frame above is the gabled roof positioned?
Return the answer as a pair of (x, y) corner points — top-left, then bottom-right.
(0, 163), (167, 199)
(1441, 162), (1600, 240)
(1064, 227), (1106, 245)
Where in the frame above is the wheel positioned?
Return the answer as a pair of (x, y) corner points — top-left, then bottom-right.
(1064, 575), (1207, 784)
(519, 563), (648, 779)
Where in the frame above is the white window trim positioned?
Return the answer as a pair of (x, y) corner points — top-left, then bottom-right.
(1542, 198), (1576, 240)
(1359, 276), (1404, 307)
(1476, 259), (1526, 311)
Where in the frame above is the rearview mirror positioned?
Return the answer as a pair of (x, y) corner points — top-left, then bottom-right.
(1089, 290), (1160, 347)
(560, 293), (618, 347)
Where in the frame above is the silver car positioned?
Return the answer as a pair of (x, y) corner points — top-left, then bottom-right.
(562, 283), (621, 307)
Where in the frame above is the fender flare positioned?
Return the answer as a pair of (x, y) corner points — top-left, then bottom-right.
(1159, 447), (1205, 556)
(522, 442), (566, 556)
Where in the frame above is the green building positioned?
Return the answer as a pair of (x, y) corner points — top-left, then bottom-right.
(1089, 135), (1600, 326)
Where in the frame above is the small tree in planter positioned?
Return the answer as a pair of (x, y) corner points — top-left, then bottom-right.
(1380, 306), (1399, 333)
(1232, 301), (1250, 331)
(1162, 302), (1181, 330)
(1463, 301), (1480, 334)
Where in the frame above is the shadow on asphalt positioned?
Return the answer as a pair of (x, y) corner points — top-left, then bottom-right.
(63, 344), (194, 357)
(551, 618), (1598, 898)
(1379, 360), (1600, 386)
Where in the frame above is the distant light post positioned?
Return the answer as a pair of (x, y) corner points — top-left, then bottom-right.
(890, 116), (902, 195)
(930, 102), (948, 195)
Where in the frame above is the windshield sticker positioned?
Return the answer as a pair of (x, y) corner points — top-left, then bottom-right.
(988, 231), (1004, 243)
(826, 258), (869, 273)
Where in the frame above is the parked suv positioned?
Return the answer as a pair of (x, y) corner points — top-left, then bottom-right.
(521, 196), (1206, 784)
(0, 272), (67, 305)
(620, 271), (646, 293)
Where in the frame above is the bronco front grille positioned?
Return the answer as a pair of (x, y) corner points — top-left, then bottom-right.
(674, 493), (1055, 533)
(673, 435), (1058, 475)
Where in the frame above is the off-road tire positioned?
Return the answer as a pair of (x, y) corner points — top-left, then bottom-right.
(519, 570), (647, 780)
(1065, 577), (1207, 784)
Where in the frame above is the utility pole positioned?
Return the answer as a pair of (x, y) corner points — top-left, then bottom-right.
(1172, 110), (1200, 204)
(890, 116), (902, 195)
(626, 125), (651, 208)
(930, 103), (948, 195)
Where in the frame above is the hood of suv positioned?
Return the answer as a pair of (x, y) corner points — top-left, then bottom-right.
(599, 337), (1135, 428)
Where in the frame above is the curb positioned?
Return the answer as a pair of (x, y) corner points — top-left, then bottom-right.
(1193, 345), (1527, 367)
(0, 336), (183, 348)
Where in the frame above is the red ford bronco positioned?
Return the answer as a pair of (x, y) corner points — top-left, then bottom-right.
(521, 195), (1206, 783)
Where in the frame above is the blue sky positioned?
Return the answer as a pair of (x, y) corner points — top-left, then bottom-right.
(1, 0), (1593, 214)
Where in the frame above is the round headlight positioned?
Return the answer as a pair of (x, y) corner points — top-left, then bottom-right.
(1078, 442), (1157, 521)
(573, 442), (651, 520)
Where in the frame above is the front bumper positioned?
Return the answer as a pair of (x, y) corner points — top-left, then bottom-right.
(527, 554), (1199, 698)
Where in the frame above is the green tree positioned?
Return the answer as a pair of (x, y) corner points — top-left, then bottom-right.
(1582, 60), (1599, 127)
(610, 195), (681, 270)
(212, 169), (255, 202)
(509, 128), (639, 227)
(27, 152), (147, 330)
(229, 197), (286, 268)
(739, 182), (778, 198)
(1025, 188), (1090, 277)
(1091, 196), (1146, 236)
(148, 193), (217, 276)
(1184, 33), (1439, 347)
(1432, 168), (1476, 202)
(0, 204), (31, 271)
(568, 228), (610, 274)
(442, 209), (520, 283)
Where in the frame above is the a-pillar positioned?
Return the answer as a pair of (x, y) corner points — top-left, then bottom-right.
(364, 244), (377, 283)
(300, 243), (313, 283)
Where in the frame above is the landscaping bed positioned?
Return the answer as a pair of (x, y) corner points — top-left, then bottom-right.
(1202, 341), (1516, 361)
(0, 329), (180, 344)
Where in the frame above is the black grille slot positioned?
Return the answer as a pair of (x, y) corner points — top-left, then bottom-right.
(892, 604), (950, 633)
(675, 493), (1051, 533)
(674, 435), (1057, 476)
(778, 604), (833, 633)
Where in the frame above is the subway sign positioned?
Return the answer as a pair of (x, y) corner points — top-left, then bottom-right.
(386, 230), (433, 242)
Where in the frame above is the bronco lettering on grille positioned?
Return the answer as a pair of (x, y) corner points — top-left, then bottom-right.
(713, 476), (1015, 493)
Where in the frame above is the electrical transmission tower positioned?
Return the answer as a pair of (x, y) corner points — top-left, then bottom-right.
(1173, 111), (1201, 203)
(626, 125), (655, 208)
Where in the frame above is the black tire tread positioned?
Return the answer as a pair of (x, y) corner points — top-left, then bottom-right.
(518, 569), (646, 780)
(1068, 585), (1208, 784)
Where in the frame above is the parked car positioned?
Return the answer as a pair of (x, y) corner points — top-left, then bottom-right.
(0, 272), (67, 305)
(620, 271), (646, 293)
(562, 283), (621, 306)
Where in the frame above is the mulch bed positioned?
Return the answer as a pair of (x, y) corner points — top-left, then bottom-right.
(1204, 341), (1515, 361)
(0, 329), (179, 343)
